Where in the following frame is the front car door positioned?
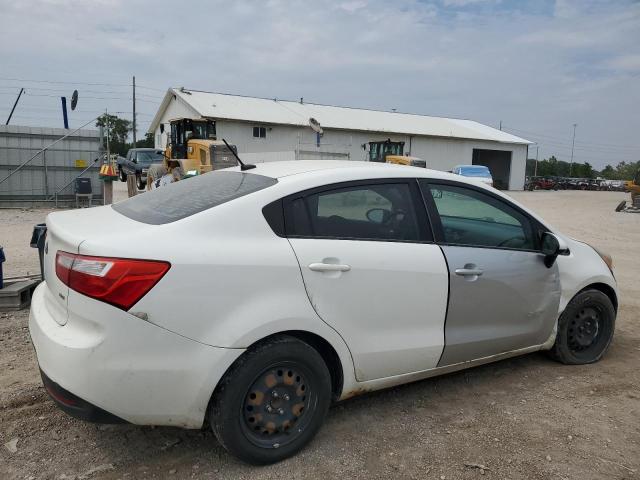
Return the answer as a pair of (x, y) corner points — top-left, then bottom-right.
(285, 179), (449, 381)
(419, 180), (561, 366)
(125, 151), (137, 175)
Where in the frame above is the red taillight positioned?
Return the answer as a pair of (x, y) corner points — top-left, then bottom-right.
(56, 251), (170, 310)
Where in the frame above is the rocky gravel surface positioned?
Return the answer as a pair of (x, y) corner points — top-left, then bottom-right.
(0, 190), (638, 479)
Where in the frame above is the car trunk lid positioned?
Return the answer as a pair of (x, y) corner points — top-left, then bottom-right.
(43, 206), (156, 325)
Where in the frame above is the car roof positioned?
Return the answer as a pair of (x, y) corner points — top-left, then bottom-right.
(454, 164), (489, 169)
(232, 160), (462, 182)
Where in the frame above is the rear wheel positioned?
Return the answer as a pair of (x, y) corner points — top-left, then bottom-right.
(210, 335), (331, 464)
(548, 289), (615, 364)
(119, 168), (126, 182)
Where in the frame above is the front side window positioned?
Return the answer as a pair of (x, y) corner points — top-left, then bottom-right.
(288, 183), (421, 242)
(427, 183), (534, 250)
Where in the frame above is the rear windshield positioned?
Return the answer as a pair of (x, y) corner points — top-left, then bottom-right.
(112, 171), (277, 225)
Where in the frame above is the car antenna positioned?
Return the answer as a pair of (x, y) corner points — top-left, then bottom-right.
(222, 138), (256, 171)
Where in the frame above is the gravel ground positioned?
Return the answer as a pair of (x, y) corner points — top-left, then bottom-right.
(1, 189), (638, 480)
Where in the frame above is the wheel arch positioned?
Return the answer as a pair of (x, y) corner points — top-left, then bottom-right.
(204, 330), (346, 427)
(580, 282), (618, 313)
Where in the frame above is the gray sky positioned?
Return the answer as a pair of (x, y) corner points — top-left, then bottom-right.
(1, 0), (638, 169)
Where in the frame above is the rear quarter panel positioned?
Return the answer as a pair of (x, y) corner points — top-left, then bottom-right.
(85, 189), (359, 397)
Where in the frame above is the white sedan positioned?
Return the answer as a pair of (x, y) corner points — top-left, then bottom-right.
(29, 161), (617, 464)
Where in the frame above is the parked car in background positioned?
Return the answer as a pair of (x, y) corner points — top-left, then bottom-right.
(118, 148), (165, 189)
(30, 161), (617, 464)
(527, 177), (559, 191)
(610, 180), (626, 191)
(452, 164), (493, 186)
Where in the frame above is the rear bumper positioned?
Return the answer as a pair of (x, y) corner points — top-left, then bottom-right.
(40, 369), (127, 424)
(29, 283), (244, 428)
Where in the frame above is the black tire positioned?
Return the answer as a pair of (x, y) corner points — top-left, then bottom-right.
(210, 335), (332, 464)
(136, 174), (145, 190)
(119, 168), (126, 182)
(615, 201), (626, 212)
(548, 289), (615, 365)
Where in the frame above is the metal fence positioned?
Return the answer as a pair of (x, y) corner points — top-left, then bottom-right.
(0, 125), (103, 207)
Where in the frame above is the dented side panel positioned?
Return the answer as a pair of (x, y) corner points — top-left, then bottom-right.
(437, 246), (561, 366)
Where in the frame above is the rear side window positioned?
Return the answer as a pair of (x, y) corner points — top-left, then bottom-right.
(112, 171), (277, 225)
(286, 183), (423, 242)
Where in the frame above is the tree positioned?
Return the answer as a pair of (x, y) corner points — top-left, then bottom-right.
(600, 164), (616, 179)
(96, 114), (132, 156)
(134, 132), (155, 148)
(615, 160), (640, 180)
(527, 155), (598, 178)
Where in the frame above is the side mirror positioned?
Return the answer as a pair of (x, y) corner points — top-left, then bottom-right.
(541, 232), (560, 267)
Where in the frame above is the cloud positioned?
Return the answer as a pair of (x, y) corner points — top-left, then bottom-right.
(0, 0), (638, 167)
(608, 54), (640, 72)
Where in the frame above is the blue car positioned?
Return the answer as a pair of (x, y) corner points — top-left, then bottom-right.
(452, 165), (493, 187)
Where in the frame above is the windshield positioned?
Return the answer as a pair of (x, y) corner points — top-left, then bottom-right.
(137, 151), (164, 164)
(459, 166), (491, 177)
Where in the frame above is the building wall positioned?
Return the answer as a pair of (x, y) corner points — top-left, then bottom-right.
(0, 125), (103, 205)
(152, 97), (526, 189)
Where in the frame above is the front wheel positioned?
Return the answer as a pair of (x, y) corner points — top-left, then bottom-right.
(210, 335), (332, 464)
(136, 174), (145, 190)
(548, 289), (615, 365)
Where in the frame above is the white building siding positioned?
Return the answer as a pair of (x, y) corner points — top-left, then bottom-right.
(152, 94), (527, 189)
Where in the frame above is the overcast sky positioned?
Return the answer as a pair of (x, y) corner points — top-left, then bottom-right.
(1, 0), (638, 169)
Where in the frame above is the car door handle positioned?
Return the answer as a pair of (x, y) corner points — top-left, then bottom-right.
(455, 268), (484, 276)
(308, 263), (351, 272)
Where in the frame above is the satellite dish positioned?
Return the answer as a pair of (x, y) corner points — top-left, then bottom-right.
(309, 117), (323, 135)
(71, 90), (78, 111)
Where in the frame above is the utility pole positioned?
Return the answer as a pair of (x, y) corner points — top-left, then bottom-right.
(5, 88), (24, 125)
(104, 109), (113, 205)
(132, 75), (137, 146)
(105, 109), (110, 163)
(499, 120), (502, 131)
(534, 145), (539, 177)
(569, 123), (577, 177)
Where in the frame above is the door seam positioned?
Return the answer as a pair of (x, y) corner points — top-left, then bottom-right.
(435, 244), (451, 368)
(284, 237), (358, 379)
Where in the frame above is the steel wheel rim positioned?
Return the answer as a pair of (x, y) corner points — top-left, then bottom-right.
(240, 362), (314, 449)
(567, 306), (605, 355)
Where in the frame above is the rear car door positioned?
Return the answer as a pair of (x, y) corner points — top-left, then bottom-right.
(419, 180), (561, 366)
(285, 179), (449, 381)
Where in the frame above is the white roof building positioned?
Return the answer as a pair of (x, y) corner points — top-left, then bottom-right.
(149, 88), (531, 190)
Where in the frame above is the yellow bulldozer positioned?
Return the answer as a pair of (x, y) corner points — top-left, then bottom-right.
(368, 139), (426, 168)
(616, 168), (640, 213)
(147, 118), (238, 188)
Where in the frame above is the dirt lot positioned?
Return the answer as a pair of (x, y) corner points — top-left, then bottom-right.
(1, 190), (638, 480)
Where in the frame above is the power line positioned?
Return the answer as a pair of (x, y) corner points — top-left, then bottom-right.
(504, 125), (640, 151)
(0, 76), (132, 87)
(0, 77), (167, 95)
